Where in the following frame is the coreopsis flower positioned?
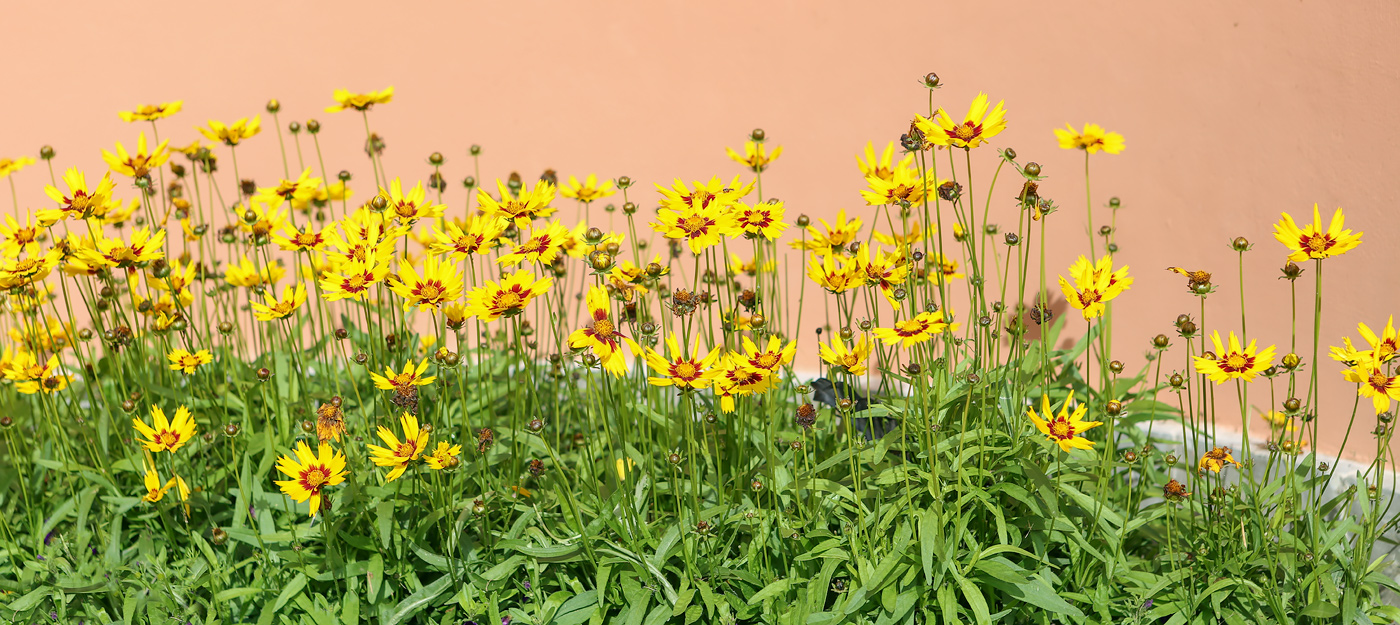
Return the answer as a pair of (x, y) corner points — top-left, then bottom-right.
(873, 221), (925, 248)
(430, 216), (506, 259)
(40, 168), (117, 225)
(319, 260), (388, 301)
(326, 213), (399, 266)
(444, 302), (468, 329)
(325, 86), (394, 113)
(726, 140), (783, 173)
(915, 93), (1008, 149)
(1194, 331), (1276, 384)
(273, 224), (332, 253)
(859, 167), (938, 207)
(1166, 266), (1212, 292)
(807, 254), (862, 293)
(390, 254), (462, 312)
(379, 179), (444, 225)
(560, 174), (616, 203)
(313, 401), (346, 443)
(7, 318), (71, 354)
(1027, 392), (1102, 453)
(820, 335), (871, 376)
(656, 176), (754, 214)
(725, 200), (788, 241)
(198, 117), (261, 146)
(872, 311), (957, 348)
(251, 283), (307, 321)
(424, 442), (462, 470)
(76, 227), (166, 269)
(1198, 446), (1242, 474)
(256, 169), (322, 207)
(1344, 362), (1400, 415)
(496, 220), (571, 267)
(651, 204), (733, 253)
(119, 101), (183, 123)
(1330, 317), (1398, 366)
(0, 215), (41, 257)
(569, 286), (641, 376)
(101, 133), (171, 178)
(790, 209), (862, 256)
(727, 254), (774, 277)
(236, 201), (290, 241)
(1162, 479), (1192, 502)
(477, 179), (556, 229)
(0, 156), (36, 179)
(0, 248), (61, 291)
(714, 356), (774, 412)
(856, 141), (913, 182)
(132, 404), (196, 453)
(274, 442), (348, 517)
(1273, 205), (1362, 262)
(1058, 255), (1132, 320)
(644, 334), (723, 390)
(8, 353), (70, 394)
(736, 335), (797, 374)
(931, 255), (964, 283)
(1053, 123), (1125, 154)
(225, 256), (285, 288)
(141, 466), (190, 503)
(859, 246), (909, 308)
(294, 180), (354, 212)
(371, 359), (437, 391)
(167, 348), (213, 374)
(366, 412), (429, 481)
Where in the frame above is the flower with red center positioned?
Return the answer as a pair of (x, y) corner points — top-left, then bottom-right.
(915, 92), (1008, 149)
(0, 156), (36, 179)
(807, 253), (862, 293)
(655, 176), (754, 214)
(859, 246), (910, 308)
(390, 254), (462, 313)
(319, 260), (388, 301)
(365, 412), (430, 481)
(132, 404), (197, 453)
(497, 220), (570, 267)
(430, 215), (505, 259)
(256, 168), (322, 207)
(737, 335), (797, 375)
(0, 248), (61, 291)
(370, 359), (437, 392)
(1026, 392), (1102, 453)
(1344, 362), (1400, 415)
(1053, 123), (1125, 154)
(424, 441), (463, 470)
(252, 283), (308, 321)
(569, 286), (641, 377)
(197, 117), (261, 146)
(725, 140), (783, 173)
(7, 352), (71, 395)
(560, 173), (616, 203)
(859, 166), (940, 207)
(273, 224), (331, 253)
(819, 335), (871, 376)
(1198, 446), (1242, 474)
(725, 200), (788, 241)
(379, 178), (444, 225)
(477, 179), (557, 229)
(101, 133), (171, 178)
(119, 101), (183, 123)
(1273, 204), (1362, 262)
(872, 311), (957, 348)
(651, 205), (732, 253)
(275, 441), (348, 516)
(0, 214), (41, 257)
(77, 227), (166, 270)
(1194, 331), (1276, 384)
(140, 465), (190, 504)
(644, 334), (723, 390)
(1058, 254), (1132, 320)
(714, 355), (774, 412)
(1330, 316), (1398, 367)
(466, 270), (553, 322)
(39, 168), (117, 226)
(790, 209), (862, 257)
(167, 348), (213, 374)
(856, 140), (913, 182)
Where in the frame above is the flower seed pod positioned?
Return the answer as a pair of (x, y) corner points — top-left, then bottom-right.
(937, 180), (961, 202)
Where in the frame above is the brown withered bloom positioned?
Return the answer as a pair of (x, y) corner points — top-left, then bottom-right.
(1163, 479), (1192, 502)
(1029, 302), (1053, 326)
(528, 459), (546, 478)
(1167, 267), (1212, 291)
(476, 427), (495, 454)
(669, 288), (700, 316)
(315, 400), (345, 442)
(795, 403), (817, 430)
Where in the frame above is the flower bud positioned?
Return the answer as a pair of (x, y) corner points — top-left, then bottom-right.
(428, 152), (444, 166)
(1231, 237), (1250, 251)
(39, 145), (55, 160)
(1153, 334), (1170, 348)
(1098, 225), (1113, 237)
(1123, 450), (1138, 463)
(750, 128), (765, 142)
(1282, 353), (1301, 369)
(1169, 373), (1184, 388)
(617, 176), (632, 189)
(1023, 162), (1041, 177)
(1280, 262), (1303, 281)
(211, 527), (228, 545)
(1106, 400), (1123, 416)
(469, 144), (482, 156)
(1284, 397), (1302, 412)
(257, 367), (271, 381)
(121, 399), (136, 413)
(1165, 454), (1178, 466)
(923, 72), (940, 88)
(796, 214), (810, 227)
(306, 119), (321, 134)
(1109, 360), (1125, 374)
(353, 352), (368, 365)
(266, 99), (281, 113)
(1004, 148), (1017, 160)
(1004, 232), (1020, 246)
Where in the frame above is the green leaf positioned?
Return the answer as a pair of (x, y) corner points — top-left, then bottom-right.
(747, 578), (792, 605)
(1299, 601), (1339, 618)
(385, 575), (451, 625)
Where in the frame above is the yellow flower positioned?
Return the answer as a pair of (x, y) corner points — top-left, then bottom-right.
(790, 209), (862, 256)
(390, 254), (462, 312)
(1057, 255), (1132, 320)
(366, 412), (429, 481)
(714, 355), (774, 413)
(859, 166), (939, 207)
(560, 174), (616, 203)
(40, 168), (117, 225)
(655, 176), (754, 214)
(424, 442), (463, 470)
(7, 352), (70, 395)
(859, 246), (909, 308)
(167, 349), (213, 375)
(736, 335), (797, 375)
(477, 179), (556, 229)
(1273, 204), (1361, 262)
(430, 216), (505, 259)
(379, 178), (444, 224)
(273, 224), (332, 253)
(856, 141), (913, 182)
(132, 404), (196, 453)
(256, 168), (322, 206)
(371, 359), (437, 391)
(1198, 446), (1242, 474)
(568, 286), (641, 376)
(1027, 392), (1103, 453)
(496, 220), (571, 267)
(872, 311), (957, 348)
(651, 204), (733, 253)
(726, 140), (783, 173)
(1344, 362), (1400, 415)
(819, 335), (871, 376)
(807, 254), (862, 293)
(1053, 123), (1124, 154)
(318, 260), (388, 302)
(1330, 317), (1399, 367)
(119, 101), (183, 123)
(76, 227), (166, 269)
(325, 86), (394, 113)
(251, 283), (307, 321)
(644, 334), (723, 390)
(1193, 331), (1276, 384)
(915, 92), (1008, 149)
(873, 220), (925, 248)
(101, 133), (171, 178)
(197, 117), (261, 146)
(726, 200), (788, 241)
(274, 441), (348, 517)
(0, 248), (61, 291)
(0, 156), (36, 179)
(473, 270), (554, 322)
(141, 466), (179, 503)
(225, 255), (285, 288)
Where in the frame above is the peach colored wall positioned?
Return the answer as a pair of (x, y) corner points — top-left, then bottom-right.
(2, 1), (1399, 459)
